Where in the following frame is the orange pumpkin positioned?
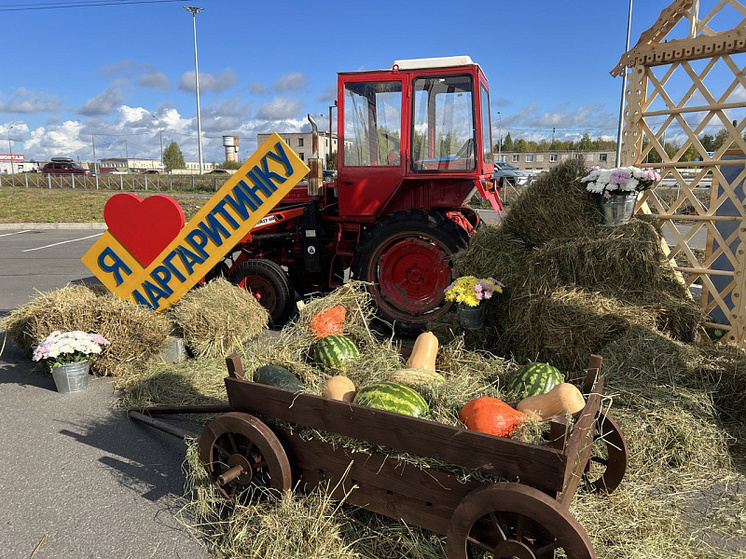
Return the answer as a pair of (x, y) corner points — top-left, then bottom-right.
(459, 396), (527, 438)
(309, 305), (347, 340)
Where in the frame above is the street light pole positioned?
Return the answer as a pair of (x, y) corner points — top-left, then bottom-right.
(497, 111), (502, 162)
(615, 0), (634, 166)
(7, 125), (14, 175)
(185, 5), (204, 174)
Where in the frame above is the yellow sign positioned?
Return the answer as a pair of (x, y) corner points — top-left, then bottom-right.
(81, 133), (309, 311)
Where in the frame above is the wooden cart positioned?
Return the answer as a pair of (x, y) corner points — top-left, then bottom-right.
(129, 354), (628, 559)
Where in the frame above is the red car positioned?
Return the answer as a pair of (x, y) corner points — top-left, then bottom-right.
(42, 158), (92, 175)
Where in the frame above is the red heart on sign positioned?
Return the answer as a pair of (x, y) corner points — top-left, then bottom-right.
(104, 193), (185, 267)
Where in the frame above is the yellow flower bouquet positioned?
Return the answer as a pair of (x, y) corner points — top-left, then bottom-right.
(444, 276), (504, 307)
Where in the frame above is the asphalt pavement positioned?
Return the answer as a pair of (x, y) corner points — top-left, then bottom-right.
(0, 229), (210, 559)
(0, 219), (708, 558)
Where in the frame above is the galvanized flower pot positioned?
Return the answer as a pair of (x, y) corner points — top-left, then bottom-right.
(458, 304), (485, 330)
(51, 360), (90, 393)
(599, 192), (638, 226)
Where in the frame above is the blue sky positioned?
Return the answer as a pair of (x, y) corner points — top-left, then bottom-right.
(0, 0), (742, 163)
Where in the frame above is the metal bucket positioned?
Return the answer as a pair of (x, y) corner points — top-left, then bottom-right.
(600, 192), (638, 226)
(51, 360), (90, 393)
(458, 304), (485, 330)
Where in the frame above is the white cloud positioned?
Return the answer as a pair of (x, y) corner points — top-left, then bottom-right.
(250, 82), (266, 95)
(77, 85), (126, 116)
(178, 68), (238, 93)
(137, 70), (171, 90)
(23, 121), (89, 160)
(255, 97), (303, 120)
(0, 88), (61, 114)
(274, 72), (306, 92)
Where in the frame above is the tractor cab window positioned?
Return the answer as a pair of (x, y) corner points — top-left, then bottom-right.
(480, 84), (493, 164)
(344, 81), (402, 167)
(411, 75), (476, 172)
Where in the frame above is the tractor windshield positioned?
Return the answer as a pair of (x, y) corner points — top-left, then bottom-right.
(411, 74), (476, 172)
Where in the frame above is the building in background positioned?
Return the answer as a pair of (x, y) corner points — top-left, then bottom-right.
(495, 150), (617, 173)
(99, 157), (165, 173)
(256, 131), (337, 168)
(0, 153), (39, 174)
(223, 135), (239, 162)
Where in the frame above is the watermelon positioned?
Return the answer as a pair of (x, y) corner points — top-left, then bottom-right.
(353, 382), (429, 418)
(314, 335), (360, 369)
(254, 365), (304, 392)
(505, 362), (564, 401)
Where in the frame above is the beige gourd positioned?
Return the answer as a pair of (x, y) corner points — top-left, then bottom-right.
(389, 332), (445, 386)
(322, 375), (356, 402)
(516, 383), (585, 421)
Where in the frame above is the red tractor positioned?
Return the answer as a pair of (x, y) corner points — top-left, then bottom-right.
(211, 56), (501, 332)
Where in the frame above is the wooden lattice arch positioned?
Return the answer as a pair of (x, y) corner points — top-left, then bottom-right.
(614, 0), (746, 344)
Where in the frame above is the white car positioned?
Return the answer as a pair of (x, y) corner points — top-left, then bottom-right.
(494, 162), (534, 187)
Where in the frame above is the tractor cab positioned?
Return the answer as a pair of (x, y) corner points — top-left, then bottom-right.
(336, 56), (498, 219)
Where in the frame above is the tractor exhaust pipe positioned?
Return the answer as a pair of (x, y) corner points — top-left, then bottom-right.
(307, 114), (323, 198)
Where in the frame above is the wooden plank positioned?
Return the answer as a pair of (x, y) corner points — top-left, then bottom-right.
(274, 429), (483, 535)
(225, 378), (568, 493)
(559, 376), (604, 507)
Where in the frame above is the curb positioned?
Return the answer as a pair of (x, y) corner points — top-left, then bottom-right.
(0, 223), (107, 230)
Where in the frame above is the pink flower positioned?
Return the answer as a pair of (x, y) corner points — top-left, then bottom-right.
(609, 170), (630, 186)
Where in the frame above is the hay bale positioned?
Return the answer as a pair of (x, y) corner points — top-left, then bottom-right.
(502, 288), (660, 373)
(1, 284), (170, 376)
(2, 284), (100, 357)
(501, 159), (601, 247)
(91, 296), (171, 376)
(169, 278), (269, 358)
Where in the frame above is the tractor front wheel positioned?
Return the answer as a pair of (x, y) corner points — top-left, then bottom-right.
(230, 259), (294, 326)
(352, 210), (469, 334)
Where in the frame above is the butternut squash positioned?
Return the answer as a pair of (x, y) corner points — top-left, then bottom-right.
(516, 383), (585, 421)
(322, 375), (356, 402)
(388, 368), (445, 387)
(405, 332), (438, 371)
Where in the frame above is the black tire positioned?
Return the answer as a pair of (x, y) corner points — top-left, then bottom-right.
(229, 259), (294, 326)
(352, 209), (469, 334)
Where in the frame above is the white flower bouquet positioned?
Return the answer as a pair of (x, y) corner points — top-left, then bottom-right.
(32, 330), (110, 368)
(581, 166), (661, 199)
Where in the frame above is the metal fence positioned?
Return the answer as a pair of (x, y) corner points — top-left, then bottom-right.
(0, 173), (228, 193)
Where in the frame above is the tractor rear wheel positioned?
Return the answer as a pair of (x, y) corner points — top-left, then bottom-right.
(352, 210), (469, 334)
(230, 259), (295, 326)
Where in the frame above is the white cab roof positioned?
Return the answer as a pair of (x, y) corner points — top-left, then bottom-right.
(392, 56), (474, 70)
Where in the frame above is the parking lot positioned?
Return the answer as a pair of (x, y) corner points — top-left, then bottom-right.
(0, 227), (210, 559)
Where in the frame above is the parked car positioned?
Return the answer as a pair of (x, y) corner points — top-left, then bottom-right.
(494, 162), (534, 187)
(42, 158), (92, 176)
(323, 169), (337, 181)
(207, 169), (232, 175)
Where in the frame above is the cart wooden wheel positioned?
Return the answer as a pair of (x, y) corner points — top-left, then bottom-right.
(198, 412), (292, 499)
(446, 483), (595, 559)
(583, 412), (628, 494)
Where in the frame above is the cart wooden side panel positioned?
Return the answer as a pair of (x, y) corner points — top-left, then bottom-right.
(224, 377), (568, 494)
(274, 429), (484, 536)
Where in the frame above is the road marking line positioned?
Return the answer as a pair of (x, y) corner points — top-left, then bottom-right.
(0, 229), (33, 238)
(22, 233), (104, 253)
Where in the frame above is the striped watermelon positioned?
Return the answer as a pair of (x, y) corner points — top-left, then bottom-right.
(314, 335), (360, 369)
(505, 362), (564, 401)
(354, 382), (429, 418)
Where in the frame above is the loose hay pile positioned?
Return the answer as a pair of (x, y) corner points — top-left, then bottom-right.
(2, 284), (170, 376)
(159, 161), (746, 558)
(169, 278), (269, 358)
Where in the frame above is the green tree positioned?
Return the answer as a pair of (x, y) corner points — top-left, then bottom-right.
(327, 151), (337, 170)
(700, 133), (715, 152)
(219, 159), (242, 170)
(578, 132), (593, 150)
(163, 141), (185, 172)
(502, 133), (514, 152)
